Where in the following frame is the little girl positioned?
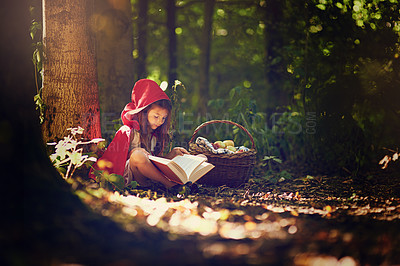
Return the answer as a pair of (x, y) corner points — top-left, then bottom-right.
(90, 79), (190, 189)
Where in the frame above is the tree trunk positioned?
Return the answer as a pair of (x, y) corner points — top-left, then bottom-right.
(42, 0), (101, 143)
(136, 0), (148, 79)
(198, 0), (215, 116)
(3, 1), (119, 264)
(167, 0), (178, 86)
(261, 0), (287, 114)
(93, 0), (135, 140)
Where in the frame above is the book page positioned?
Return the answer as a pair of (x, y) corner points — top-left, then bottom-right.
(148, 155), (185, 183)
(148, 155), (170, 164)
(188, 162), (214, 183)
(172, 154), (206, 178)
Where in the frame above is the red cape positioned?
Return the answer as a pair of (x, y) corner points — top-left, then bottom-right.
(89, 79), (170, 181)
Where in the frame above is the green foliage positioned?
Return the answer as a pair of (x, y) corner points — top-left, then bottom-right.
(48, 127), (105, 179)
(314, 0), (400, 34)
(268, 111), (306, 162)
(207, 86), (263, 148)
(166, 80), (187, 150)
(168, 80), (186, 131)
(279, 0), (400, 173)
(30, 14), (44, 124)
(33, 87), (45, 124)
(207, 87), (309, 168)
(92, 169), (127, 193)
(262, 155), (282, 172)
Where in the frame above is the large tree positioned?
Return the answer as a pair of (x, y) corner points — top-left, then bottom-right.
(93, 0), (135, 140)
(41, 0), (101, 142)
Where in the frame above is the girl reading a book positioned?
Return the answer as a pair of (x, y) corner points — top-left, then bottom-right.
(89, 79), (190, 189)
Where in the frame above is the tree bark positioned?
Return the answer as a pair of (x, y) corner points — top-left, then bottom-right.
(136, 0), (149, 79)
(198, 0), (215, 116)
(42, 0), (101, 142)
(261, 0), (287, 114)
(93, 0), (135, 140)
(167, 0), (178, 86)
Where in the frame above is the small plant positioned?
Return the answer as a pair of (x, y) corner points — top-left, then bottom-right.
(48, 126), (105, 179)
(168, 80), (186, 150)
(91, 158), (133, 192)
(92, 168), (126, 192)
(262, 155), (282, 171)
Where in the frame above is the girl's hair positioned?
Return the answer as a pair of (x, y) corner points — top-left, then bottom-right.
(138, 99), (172, 155)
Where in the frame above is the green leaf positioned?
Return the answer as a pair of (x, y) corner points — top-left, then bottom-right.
(128, 181), (138, 188)
(270, 56), (282, 66)
(263, 155), (282, 164)
(229, 88), (236, 99)
(108, 174), (125, 191)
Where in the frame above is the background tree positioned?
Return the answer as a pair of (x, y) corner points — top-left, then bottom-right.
(260, 0), (289, 113)
(198, 0), (215, 115)
(42, 0), (101, 142)
(134, 0), (149, 79)
(167, 0), (178, 85)
(281, 0), (400, 172)
(93, 0), (135, 141)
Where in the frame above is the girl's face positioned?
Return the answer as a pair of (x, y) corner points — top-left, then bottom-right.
(147, 105), (169, 130)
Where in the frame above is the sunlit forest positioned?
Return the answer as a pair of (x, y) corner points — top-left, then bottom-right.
(3, 0), (400, 265)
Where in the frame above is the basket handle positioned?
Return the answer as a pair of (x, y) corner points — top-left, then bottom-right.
(188, 120), (256, 150)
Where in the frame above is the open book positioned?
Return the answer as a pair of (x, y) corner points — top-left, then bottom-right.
(148, 154), (214, 184)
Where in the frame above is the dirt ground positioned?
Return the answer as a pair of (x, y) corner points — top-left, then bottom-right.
(16, 162), (400, 266)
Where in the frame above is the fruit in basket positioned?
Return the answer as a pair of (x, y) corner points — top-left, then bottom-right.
(213, 140), (226, 149)
(223, 140), (235, 147)
(237, 146), (250, 153)
(227, 146), (237, 152)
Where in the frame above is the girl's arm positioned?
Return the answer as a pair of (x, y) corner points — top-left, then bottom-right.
(165, 147), (190, 159)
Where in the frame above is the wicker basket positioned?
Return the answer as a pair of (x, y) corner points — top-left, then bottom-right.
(189, 120), (257, 187)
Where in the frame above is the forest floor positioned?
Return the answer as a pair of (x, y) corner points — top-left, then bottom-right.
(20, 163), (400, 266)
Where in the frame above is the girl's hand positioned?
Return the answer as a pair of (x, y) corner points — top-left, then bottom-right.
(166, 147), (190, 159)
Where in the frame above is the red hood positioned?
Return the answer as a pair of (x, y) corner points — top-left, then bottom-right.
(121, 79), (170, 129)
